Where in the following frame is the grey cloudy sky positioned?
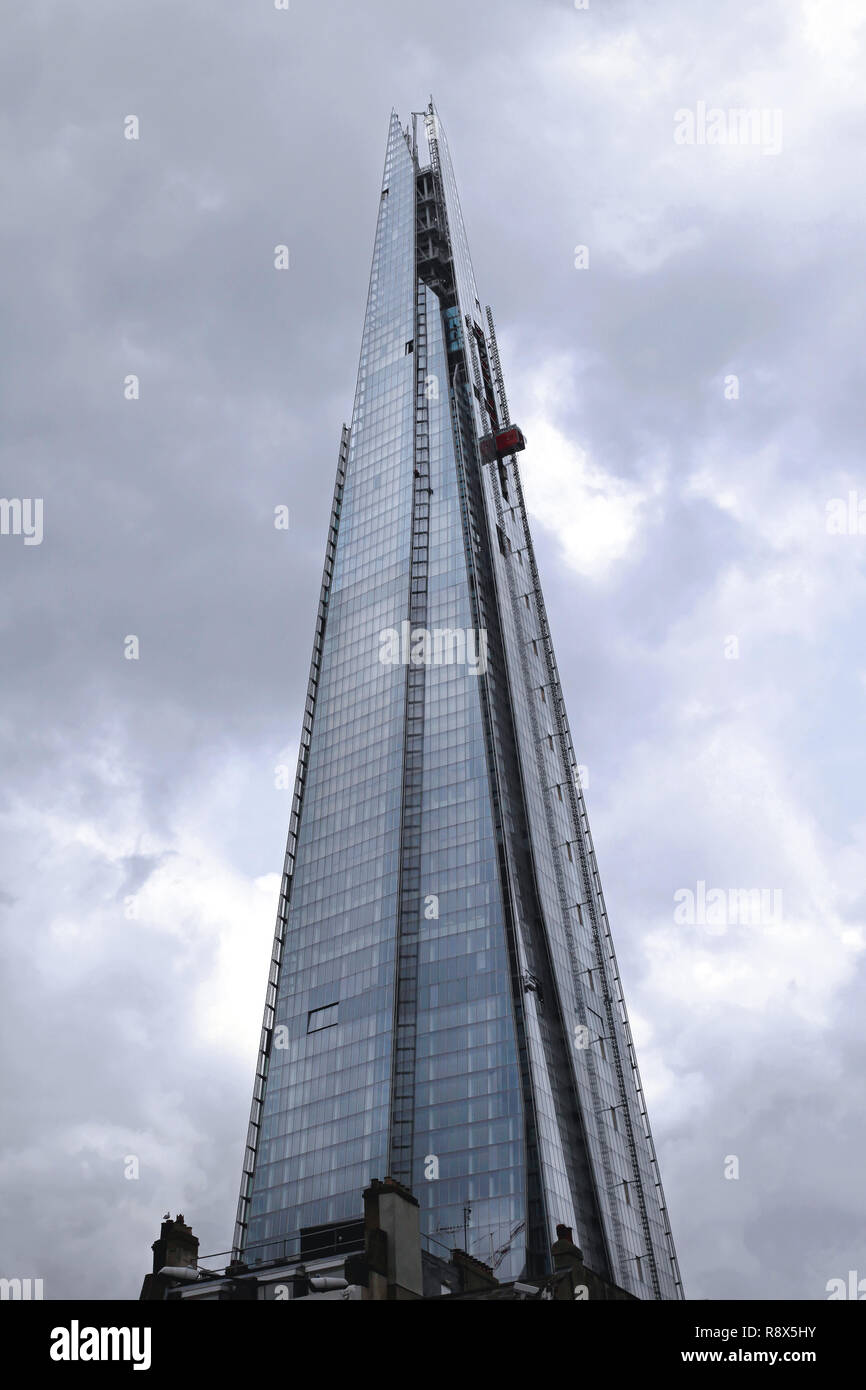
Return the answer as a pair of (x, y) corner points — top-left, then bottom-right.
(2, 0), (865, 1300)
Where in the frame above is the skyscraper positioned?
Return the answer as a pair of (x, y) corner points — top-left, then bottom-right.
(234, 102), (683, 1299)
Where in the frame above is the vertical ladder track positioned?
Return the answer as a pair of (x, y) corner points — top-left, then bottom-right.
(233, 425), (350, 1260)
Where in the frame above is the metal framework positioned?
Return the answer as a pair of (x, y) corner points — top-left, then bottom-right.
(482, 307), (684, 1298)
(232, 424), (350, 1259)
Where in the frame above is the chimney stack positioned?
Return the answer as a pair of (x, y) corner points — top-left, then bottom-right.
(362, 1177), (423, 1300)
(139, 1214), (199, 1300)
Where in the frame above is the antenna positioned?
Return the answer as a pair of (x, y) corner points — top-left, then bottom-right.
(435, 1202), (472, 1253)
(472, 1219), (526, 1271)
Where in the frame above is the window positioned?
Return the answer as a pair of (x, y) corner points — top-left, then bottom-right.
(405, 340), (414, 354)
(307, 1003), (339, 1032)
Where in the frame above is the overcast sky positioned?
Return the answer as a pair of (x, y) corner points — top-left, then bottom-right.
(2, 0), (865, 1301)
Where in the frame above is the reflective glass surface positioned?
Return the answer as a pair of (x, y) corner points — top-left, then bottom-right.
(411, 288), (526, 1278)
(240, 107), (681, 1299)
(244, 115), (416, 1261)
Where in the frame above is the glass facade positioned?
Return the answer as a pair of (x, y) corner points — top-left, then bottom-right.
(236, 105), (683, 1298)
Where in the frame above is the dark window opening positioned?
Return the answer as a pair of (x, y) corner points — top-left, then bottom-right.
(307, 1002), (339, 1032)
(299, 1219), (365, 1261)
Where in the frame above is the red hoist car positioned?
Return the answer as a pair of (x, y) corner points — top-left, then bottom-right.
(479, 425), (527, 464)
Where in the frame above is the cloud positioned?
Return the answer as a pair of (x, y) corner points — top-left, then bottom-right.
(517, 353), (666, 579)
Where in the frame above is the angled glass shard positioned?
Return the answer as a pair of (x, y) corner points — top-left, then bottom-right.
(234, 103), (683, 1299)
